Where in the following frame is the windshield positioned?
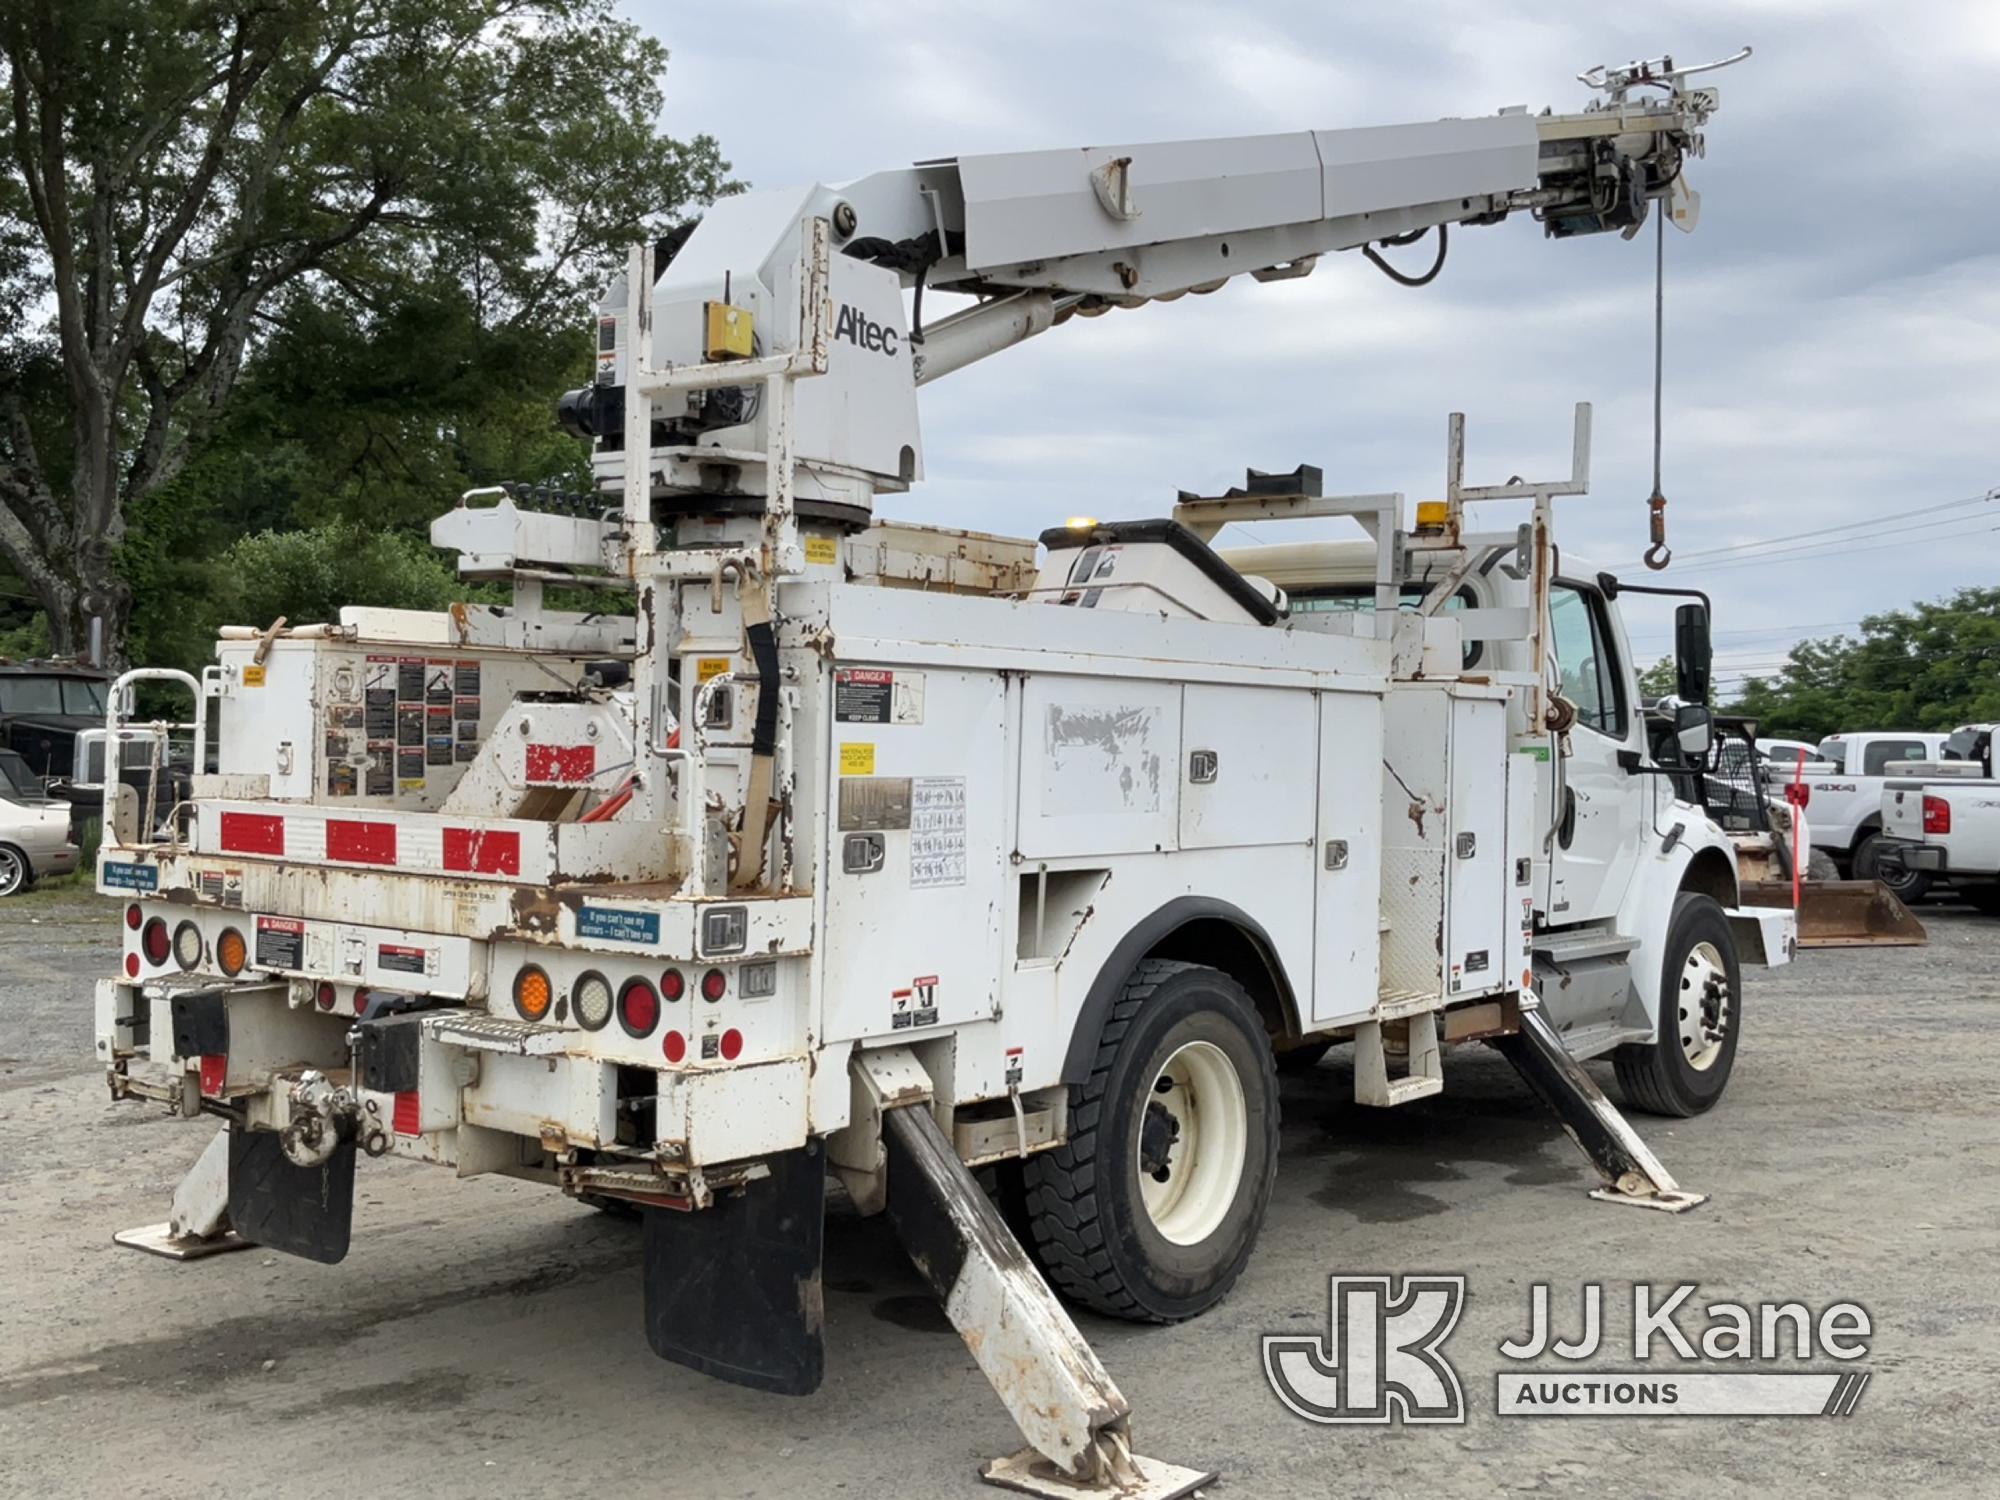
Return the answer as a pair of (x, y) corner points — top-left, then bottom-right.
(0, 676), (107, 716)
(0, 750), (47, 801)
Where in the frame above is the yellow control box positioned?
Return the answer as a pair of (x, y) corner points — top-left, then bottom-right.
(704, 302), (754, 361)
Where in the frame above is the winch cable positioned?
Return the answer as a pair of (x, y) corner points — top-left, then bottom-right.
(1643, 204), (1671, 569)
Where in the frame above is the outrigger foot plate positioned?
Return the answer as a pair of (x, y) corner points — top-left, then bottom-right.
(982, 1447), (1214, 1500)
(112, 1223), (252, 1260)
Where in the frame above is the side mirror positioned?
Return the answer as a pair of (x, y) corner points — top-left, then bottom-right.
(1674, 603), (1712, 704)
(1675, 702), (1714, 759)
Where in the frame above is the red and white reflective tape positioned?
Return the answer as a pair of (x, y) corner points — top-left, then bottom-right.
(202, 804), (540, 882)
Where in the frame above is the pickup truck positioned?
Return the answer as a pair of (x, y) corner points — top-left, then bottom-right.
(1797, 730), (1951, 898)
(1881, 726), (2000, 915)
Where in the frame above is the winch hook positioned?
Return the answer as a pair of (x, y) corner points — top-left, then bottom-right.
(1643, 490), (1671, 570)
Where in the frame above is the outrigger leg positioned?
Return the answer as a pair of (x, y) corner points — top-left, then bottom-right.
(855, 1052), (1214, 1500)
(1487, 1003), (1706, 1214)
(113, 1126), (254, 1260)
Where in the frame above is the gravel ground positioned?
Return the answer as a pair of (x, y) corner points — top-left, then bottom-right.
(3, 885), (1996, 1498)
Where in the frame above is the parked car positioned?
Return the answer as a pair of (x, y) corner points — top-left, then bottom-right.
(0, 747), (79, 895)
(1799, 730), (1951, 897)
(0, 659), (112, 786)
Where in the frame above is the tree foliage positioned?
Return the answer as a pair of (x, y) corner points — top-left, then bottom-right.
(1727, 587), (2000, 741)
(0, 0), (730, 662)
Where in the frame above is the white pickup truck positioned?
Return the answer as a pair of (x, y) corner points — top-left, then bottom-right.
(1795, 731), (1950, 898)
(1881, 726), (2000, 915)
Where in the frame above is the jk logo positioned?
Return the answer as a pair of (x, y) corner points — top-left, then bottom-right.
(1263, 1275), (1467, 1424)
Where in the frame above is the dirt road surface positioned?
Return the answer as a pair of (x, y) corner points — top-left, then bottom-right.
(4, 887), (1996, 1497)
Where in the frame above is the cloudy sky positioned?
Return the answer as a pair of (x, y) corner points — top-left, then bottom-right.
(626, 0), (2000, 686)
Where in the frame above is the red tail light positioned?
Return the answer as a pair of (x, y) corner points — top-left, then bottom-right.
(719, 1028), (744, 1062)
(660, 968), (686, 1002)
(1923, 795), (1951, 835)
(619, 978), (661, 1038)
(662, 1029), (687, 1064)
(315, 982), (337, 1011)
(141, 917), (171, 966)
(125, 903), (143, 931)
(700, 968), (727, 1002)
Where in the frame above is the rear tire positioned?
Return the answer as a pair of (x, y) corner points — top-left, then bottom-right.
(1614, 893), (1742, 1118)
(1022, 960), (1278, 1323)
(0, 845), (27, 897)
(1853, 831), (1931, 903)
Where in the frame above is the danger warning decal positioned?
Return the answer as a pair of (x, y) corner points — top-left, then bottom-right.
(835, 668), (925, 725)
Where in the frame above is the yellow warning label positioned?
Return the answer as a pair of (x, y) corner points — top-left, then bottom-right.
(696, 657), (730, 683)
(839, 742), (876, 776)
(804, 534), (839, 566)
(241, 665), (266, 687)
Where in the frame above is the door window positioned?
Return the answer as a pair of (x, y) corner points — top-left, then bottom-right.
(1861, 740), (1927, 776)
(1549, 584), (1627, 739)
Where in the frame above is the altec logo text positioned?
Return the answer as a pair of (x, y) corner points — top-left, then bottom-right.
(834, 303), (898, 357)
(1264, 1277), (1874, 1422)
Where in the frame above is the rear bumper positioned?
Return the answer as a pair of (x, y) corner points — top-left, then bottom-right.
(1878, 837), (1946, 874)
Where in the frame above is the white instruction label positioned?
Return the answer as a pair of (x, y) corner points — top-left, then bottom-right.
(910, 776), (967, 888)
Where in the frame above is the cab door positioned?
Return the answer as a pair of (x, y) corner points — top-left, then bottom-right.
(1543, 581), (1643, 925)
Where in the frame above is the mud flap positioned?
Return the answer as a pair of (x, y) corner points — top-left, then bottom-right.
(641, 1141), (825, 1395)
(227, 1129), (355, 1263)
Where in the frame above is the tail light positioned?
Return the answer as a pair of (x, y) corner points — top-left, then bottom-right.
(125, 903), (143, 931)
(216, 927), (247, 977)
(172, 922), (203, 971)
(141, 917), (171, 966)
(719, 1027), (744, 1061)
(124, 954), (140, 978)
(660, 968), (686, 1002)
(618, 978), (661, 1037)
(662, 1029), (688, 1064)
(572, 971), (614, 1031)
(315, 981), (337, 1011)
(1923, 795), (1951, 835)
(513, 966), (553, 1021)
(700, 968), (727, 1002)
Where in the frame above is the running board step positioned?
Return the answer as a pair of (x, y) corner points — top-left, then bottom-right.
(1532, 928), (1639, 965)
(1354, 1015), (1442, 1106)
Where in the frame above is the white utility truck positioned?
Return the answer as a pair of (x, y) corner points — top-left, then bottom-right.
(1799, 730), (1951, 898)
(94, 52), (1786, 1498)
(1881, 726), (2000, 914)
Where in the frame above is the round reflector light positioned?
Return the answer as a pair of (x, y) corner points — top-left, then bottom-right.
(719, 1028), (744, 1062)
(514, 966), (553, 1022)
(173, 921), (203, 971)
(124, 953), (140, 979)
(660, 968), (686, 1002)
(573, 970), (614, 1031)
(618, 978), (661, 1037)
(141, 917), (171, 966)
(701, 968), (727, 1002)
(315, 981), (337, 1011)
(125, 903), (143, 931)
(216, 927), (247, 977)
(662, 1029), (687, 1064)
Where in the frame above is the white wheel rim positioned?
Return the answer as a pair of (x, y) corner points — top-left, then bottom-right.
(0, 849), (20, 893)
(1677, 940), (1731, 1072)
(1135, 1040), (1248, 1246)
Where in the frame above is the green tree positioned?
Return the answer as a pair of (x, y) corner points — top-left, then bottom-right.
(1728, 587), (2000, 740)
(1638, 655), (1676, 700)
(0, 0), (729, 662)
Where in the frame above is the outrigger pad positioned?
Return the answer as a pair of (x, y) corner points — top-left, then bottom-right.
(227, 1130), (355, 1264)
(642, 1142), (825, 1396)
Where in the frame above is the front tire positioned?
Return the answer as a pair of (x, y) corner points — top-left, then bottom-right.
(1853, 830), (1931, 903)
(1022, 960), (1278, 1323)
(1614, 893), (1742, 1118)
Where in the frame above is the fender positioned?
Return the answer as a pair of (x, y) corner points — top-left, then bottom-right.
(1058, 896), (1301, 1085)
(1612, 798), (1739, 1039)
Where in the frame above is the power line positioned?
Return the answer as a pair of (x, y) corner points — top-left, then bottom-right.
(1667, 522), (1999, 577)
(1606, 487), (1997, 571)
